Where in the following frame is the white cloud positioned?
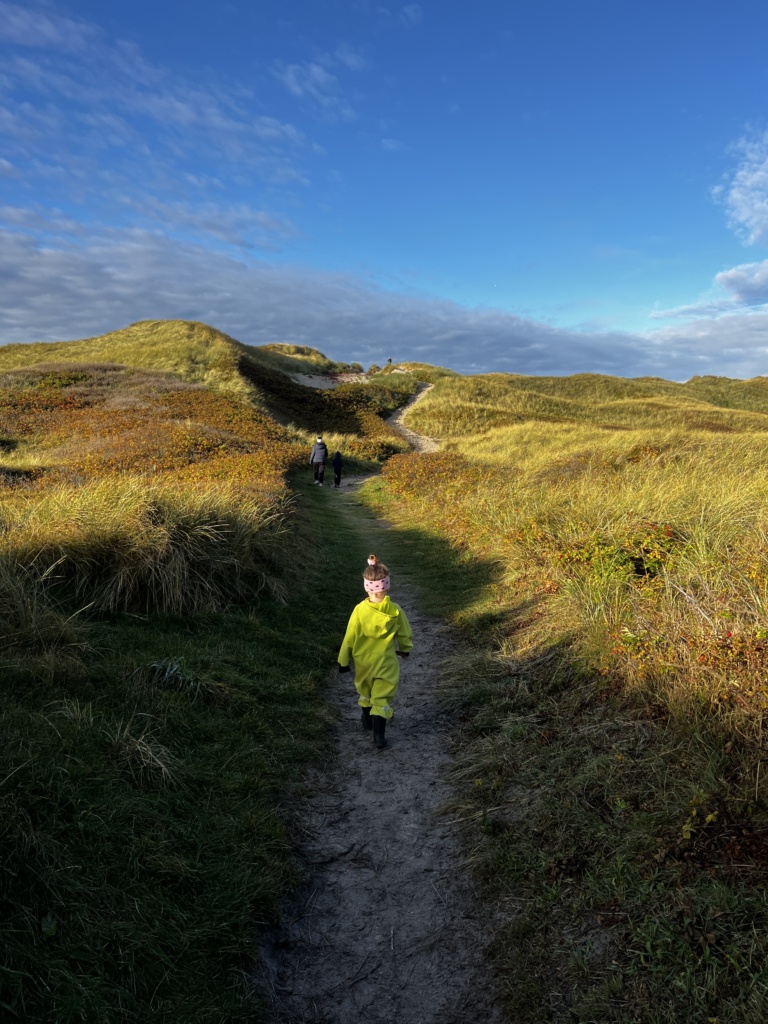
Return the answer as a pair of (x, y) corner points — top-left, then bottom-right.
(272, 60), (355, 119)
(400, 5), (424, 26)
(651, 258), (768, 320)
(721, 130), (768, 245)
(334, 44), (367, 71)
(0, 1), (95, 51)
(3, 225), (768, 381)
(381, 137), (403, 151)
(716, 259), (768, 305)
(649, 312), (768, 379)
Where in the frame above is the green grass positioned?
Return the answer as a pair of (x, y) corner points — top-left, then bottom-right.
(0, 321), (362, 406)
(0, 473), (373, 1023)
(11, 333), (768, 1023)
(404, 371), (768, 437)
(357, 423), (768, 1023)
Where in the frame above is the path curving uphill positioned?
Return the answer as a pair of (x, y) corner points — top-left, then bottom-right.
(386, 383), (441, 453)
(260, 377), (504, 1023)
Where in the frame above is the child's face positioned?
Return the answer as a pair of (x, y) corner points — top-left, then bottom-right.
(368, 590), (387, 604)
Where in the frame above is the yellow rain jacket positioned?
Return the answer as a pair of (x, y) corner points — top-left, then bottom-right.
(338, 596), (414, 690)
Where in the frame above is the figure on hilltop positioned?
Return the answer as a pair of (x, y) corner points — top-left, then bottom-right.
(337, 554), (413, 750)
(309, 435), (328, 486)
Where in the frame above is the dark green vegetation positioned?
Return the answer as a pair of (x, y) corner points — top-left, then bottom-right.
(6, 319), (768, 1023)
(357, 368), (768, 1023)
(1, 478), (373, 1023)
(0, 321), (428, 1023)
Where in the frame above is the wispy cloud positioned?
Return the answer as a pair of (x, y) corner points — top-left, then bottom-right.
(334, 44), (367, 71)
(381, 137), (404, 151)
(0, 1), (95, 51)
(272, 42), (367, 120)
(719, 129), (768, 245)
(272, 60), (354, 119)
(0, 2), (313, 254)
(400, 5), (424, 27)
(651, 258), (768, 320)
(123, 198), (301, 250)
(3, 225), (768, 381)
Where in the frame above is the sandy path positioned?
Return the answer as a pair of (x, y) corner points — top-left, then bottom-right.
(289, 372), (368, 389)
(386, 384), (441, 453)
(260, 486), (504, 1023)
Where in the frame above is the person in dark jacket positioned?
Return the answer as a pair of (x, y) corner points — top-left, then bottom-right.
(332, 450), (343, 489)
(310, 435), (328, 485)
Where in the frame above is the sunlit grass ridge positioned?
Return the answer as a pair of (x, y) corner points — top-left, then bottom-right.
(405, 370), (768, 436)
(0, 321), (394, 1021)
(360, 367), (768, 1024)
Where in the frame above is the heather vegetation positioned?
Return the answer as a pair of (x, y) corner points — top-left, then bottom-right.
(356, 371), (768, 1023)
(0, 321), (412, 1022)
(6, 323), (768, 1023)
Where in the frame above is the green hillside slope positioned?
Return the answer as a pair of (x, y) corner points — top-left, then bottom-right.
(405, 369), (768, 436)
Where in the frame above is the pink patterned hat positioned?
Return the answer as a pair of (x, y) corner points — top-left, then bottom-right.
(364, 575), (390, 594)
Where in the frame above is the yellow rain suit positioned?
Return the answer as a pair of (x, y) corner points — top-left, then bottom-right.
(338, 596), (413, 719)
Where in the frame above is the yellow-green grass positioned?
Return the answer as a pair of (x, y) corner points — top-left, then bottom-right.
(0, 325), (427, 1021)
(404, 371), (768, 437)
(0, 321), (254, 398)
(371, 361), (458, 383)
(0, 477), (374, 1023)
(359, 418), (768, 1023)
(0, 477), (297, 620)
(0, 321), (361, 403)
(245, 341), (361, 376)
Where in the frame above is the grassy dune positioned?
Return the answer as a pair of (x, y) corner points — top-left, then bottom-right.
(8, 326), (768, 1023)
(0, 322), (414, 1022)
(0, 321), (362, 402)
(361, 371), (768, 1023)
(405, 371), (768, 435)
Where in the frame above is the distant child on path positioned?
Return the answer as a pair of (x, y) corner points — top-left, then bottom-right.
(310, 435), (328, 485)
(338, 554), (413, 749)
(332, 450), (343, 488)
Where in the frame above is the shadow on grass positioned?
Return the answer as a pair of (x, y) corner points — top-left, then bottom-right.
(0, 472), (378, 1024)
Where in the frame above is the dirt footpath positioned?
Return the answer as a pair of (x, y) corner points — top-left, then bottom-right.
(261, 478), (505, 1023)
(387, 384), (441, 453)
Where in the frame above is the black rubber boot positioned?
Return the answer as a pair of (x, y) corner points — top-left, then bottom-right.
(361, 706), (372, 731)
(372, 715), (387, 750)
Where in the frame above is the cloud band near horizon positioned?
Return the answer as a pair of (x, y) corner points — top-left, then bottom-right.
(2, 226), (768, 381)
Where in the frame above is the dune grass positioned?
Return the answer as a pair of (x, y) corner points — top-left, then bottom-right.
(243, 341), (361, 376)
(404, 371), (768, 437)
(0, 321), (362, 404)
(358, 399), (768, 1022)
(10, 331), (768, 1022)
(0, 470), (373, 1023)
(0, 323), (419, 1021)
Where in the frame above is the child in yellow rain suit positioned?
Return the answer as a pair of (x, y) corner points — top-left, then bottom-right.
(338, 554), (413, 750)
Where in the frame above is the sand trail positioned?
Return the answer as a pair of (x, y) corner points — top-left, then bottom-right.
(261, 377), (503, 1022)
(261, 486), (504, 1023)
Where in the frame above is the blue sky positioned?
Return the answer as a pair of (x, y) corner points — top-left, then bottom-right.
(2, 0), (768, 378)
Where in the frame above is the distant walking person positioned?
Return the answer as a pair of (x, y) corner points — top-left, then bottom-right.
(337, 554), (413, 750)
(332, 450), (343, 489)
(310, 435), (328, 485)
